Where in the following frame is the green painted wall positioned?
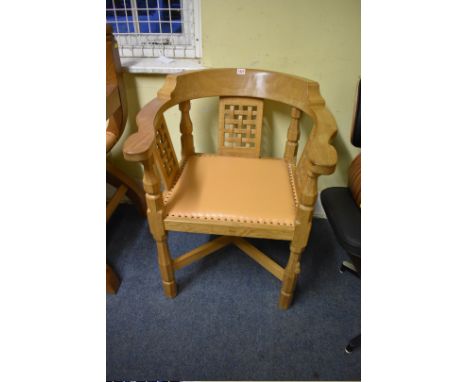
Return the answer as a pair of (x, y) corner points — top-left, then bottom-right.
(108, 0), (361, 191)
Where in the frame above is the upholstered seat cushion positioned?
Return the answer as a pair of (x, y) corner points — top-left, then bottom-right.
(163, 154), (298, 226)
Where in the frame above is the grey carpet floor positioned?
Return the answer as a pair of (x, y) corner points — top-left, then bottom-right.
(106, 205), (360, 381)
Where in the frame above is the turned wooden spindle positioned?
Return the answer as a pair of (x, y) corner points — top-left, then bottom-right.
(284, 107), (302, 164)
(142, 150), (177, 298)
(179, 100), (195, 159)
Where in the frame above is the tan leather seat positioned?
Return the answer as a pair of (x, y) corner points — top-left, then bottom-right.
(164, 154), (298, 226)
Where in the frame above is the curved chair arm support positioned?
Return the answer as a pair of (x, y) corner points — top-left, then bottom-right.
(308, 106), (338, 175)
(123, 74), (179, 162)
(123, 98), (168, 162)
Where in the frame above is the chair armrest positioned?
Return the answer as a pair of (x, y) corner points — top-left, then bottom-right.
(308, 106), (338, 175)
(123, 97), (168, 162)
(123, 73), (180, 162)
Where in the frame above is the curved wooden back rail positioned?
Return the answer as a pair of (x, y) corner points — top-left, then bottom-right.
(123, 68), (338, 309)
(125, 68), (336, 165)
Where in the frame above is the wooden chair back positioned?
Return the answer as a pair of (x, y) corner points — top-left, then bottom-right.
(124, 68), (338, 203)
(106, 24), (127, 153)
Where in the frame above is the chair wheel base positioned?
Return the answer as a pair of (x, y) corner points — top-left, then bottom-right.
(340, 261), (360, 279)
(345, 334), (361, 354)
(345, 344), (355, 354)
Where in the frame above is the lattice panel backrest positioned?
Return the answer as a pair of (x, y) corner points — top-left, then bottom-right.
(153, 117), (180, 190)
(218, 97), (264, 158)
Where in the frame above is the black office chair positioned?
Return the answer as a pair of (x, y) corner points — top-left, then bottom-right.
(321, 80), (361, 353)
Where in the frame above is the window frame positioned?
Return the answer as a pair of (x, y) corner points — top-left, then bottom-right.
(107, 0), (203, 73)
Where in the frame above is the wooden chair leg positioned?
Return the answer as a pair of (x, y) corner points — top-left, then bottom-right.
(156, 234), (177, 298)
(106, 184), (128, 223)
(106, 160), (146, 217)
(106, 264), (120, 294)
(278, 245), (303, 309)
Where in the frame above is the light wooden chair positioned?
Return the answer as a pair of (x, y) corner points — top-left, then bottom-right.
(123, 68), (337, 309)
(106, 25), (146, 293)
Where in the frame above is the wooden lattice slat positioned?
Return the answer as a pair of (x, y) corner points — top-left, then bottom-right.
(218, 97), (264, 157)
(153, 116), (179, 189)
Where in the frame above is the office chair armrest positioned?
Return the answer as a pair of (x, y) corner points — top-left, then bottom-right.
(123, 97), (168, 162)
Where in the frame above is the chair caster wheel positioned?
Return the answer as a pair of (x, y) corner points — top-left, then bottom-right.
(345, 334), (360, 353)
(345, 344), (354, 353)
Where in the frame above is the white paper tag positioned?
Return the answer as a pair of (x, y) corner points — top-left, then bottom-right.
(236, 68), (246, 75)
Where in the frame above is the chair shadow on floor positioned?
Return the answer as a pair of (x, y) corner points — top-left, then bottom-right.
(106, 207), (147, 281)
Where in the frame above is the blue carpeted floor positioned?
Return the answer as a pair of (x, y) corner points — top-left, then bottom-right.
(107, 205), (360, 381)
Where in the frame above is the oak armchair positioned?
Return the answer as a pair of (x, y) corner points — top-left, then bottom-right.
(123, 68), (337, 309)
